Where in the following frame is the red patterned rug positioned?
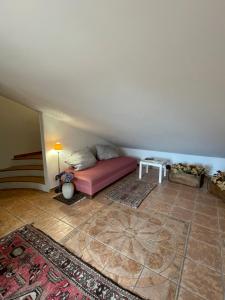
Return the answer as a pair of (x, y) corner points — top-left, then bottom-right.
(0, 225), (141, 300)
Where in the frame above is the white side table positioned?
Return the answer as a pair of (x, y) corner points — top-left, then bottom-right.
(139, 159), (168, 183)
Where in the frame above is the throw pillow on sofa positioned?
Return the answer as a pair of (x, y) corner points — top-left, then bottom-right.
(96, 144), (120, 160)
(65, 148), (97, 170)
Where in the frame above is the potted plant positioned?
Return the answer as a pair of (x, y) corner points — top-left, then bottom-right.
(208, 171), (225, 201)
(167, 163), (207, 188)
(61, 172), (75, 199)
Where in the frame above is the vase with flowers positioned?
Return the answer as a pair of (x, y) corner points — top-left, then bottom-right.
(61, 172), (75, 199)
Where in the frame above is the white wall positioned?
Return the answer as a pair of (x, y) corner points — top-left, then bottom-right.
(122, 147), (225, 175)
(42, 113), (111, 189)
(0, 95), (41, 168)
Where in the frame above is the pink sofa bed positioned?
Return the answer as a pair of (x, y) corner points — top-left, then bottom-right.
(70, 156), (137, 197)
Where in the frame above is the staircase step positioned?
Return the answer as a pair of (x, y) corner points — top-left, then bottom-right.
(13, 151), (42, 160)
(13, 154), (42, 160)
(0, 182), (46, 191)
(0, 165), (43, 171)
(12, 159), (43, 166)
(0, 151), (46, 191)
(0, 165), (44, 177)
(0, 176), (45, 184)
(0, 170), (44, 178)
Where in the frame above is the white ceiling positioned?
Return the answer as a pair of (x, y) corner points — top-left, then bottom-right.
(0, 0), (225, 157)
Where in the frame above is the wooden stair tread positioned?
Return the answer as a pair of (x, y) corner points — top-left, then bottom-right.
(13, 154), (42, 160)
(0, 176), (45, 184)
(14, 151), (42, 159)
(0, 165), (43, 172)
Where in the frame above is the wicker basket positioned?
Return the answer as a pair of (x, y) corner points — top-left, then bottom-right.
(208, 180), (225, 202)
(168, 170), (204, 188)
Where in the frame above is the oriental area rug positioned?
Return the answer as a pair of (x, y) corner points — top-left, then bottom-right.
(105, 171), (157, 208)
(0, 225), (141, 300)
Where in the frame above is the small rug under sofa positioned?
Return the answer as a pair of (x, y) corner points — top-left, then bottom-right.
(105, 171), (157, 208)
(0, 225), (142, 300)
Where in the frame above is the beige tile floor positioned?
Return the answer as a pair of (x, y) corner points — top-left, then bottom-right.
(0, 176), (225, 300)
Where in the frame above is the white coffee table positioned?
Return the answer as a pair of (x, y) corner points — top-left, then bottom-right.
(139, 159), (168, 183)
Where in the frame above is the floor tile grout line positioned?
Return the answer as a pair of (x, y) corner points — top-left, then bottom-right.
(172, 203), (219, 220)
(175, 218), (191, 300)
(4, 207), (27, 225)
(191, 220), (221, 232)
(59, 227), (81, 244)
(99, 237), (144, 293)
(74, 234), (93, 261)
(189, 235), (222, 250)
(217, 212), (225, 299)
(132, 265), (145, 295)
(2, 196), (112, 233)
(191, 221), (224, 233)
(57, 199), (114, 229)
(5, 201), (64, 224)
(178, 208), (224, 294)
(177, 280), (208, 300)
(24, 195), (108, 222)
(184, 255), (222, 274)
(4, 196), (112, 233)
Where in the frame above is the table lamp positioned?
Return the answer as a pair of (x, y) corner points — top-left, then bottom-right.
(54, 142), (63, 174)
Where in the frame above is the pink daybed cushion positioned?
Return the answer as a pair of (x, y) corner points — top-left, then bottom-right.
(68, 156), (137, 196)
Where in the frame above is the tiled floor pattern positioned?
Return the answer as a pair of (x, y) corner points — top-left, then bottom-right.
(0, 177), (225, 299)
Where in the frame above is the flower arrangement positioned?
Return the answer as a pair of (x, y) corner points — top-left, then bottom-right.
(61, 172), (74, 183)
(211, 171), (225, 191)
(170, 163), (207, 176)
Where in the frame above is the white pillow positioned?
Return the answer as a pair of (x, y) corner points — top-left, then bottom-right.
(65, 148), (97, 170)
(96, 144), (120, 160)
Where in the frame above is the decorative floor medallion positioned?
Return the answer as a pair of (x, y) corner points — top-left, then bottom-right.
(73, 202), (190, 299)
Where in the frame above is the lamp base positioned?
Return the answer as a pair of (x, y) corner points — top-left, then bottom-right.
(55, 184), (62, 194)
(55, 172), (65, 193)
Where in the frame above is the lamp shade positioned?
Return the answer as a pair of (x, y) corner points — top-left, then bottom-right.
(54, 142), (63, 151)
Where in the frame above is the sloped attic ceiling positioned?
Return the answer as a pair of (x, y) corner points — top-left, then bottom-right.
(0, 1), (225, 157)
